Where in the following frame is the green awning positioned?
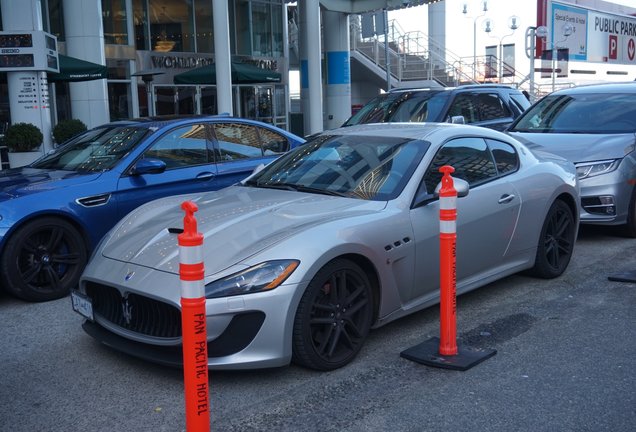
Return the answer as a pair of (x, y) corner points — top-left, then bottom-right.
(174, 62), (281, 85)
(48, 54), (108, 83)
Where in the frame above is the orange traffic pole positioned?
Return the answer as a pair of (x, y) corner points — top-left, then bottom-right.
(437, 165), (458, 356)
(178, 201), (210, 432)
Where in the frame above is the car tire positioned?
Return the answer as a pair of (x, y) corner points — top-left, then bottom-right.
(623, 187), (636, 238)
(0, 217), (87, 302)
(292, 258), (373, 371)
(528, 200), (575, 279)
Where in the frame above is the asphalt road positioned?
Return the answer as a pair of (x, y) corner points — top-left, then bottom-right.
(1, 225), (635, 432)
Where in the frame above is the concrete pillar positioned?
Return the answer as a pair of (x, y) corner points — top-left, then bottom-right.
(428, 2), (447, 71)
(63, 0), (109, 128)
(300, 0), (324, 135)
(212, 0), (233, 115)
(323, 11), (351, 130)
(1, 0), (53, 157)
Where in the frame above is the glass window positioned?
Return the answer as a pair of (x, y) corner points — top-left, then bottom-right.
(487, 139), (518, 175)
(509, 93), (636, 134)
(213, 123), (264, 160)
(133, 0), (149, 50)
(235, 0), (251, 55)
(447, 94), (478, 124)
(475, 93), (511, 121)
(102, 0), (129, 45)
(258, 127), (289, 154)
(108, 82), (132, 121)
(423, 137), (496, 192)
(144, 125), (211, 169)
(46, 0), (65, 41)
(148, 0), (194, 52)
(195, 0), (214, 53)
(252, 2), (272, 56)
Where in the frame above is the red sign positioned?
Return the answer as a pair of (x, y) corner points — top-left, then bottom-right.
(628, 39), (635, 62)
(609, 35), (618, 60)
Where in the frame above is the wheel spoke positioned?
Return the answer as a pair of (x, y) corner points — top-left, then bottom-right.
(44, 266), (62, 291)
(22, 262), (43, 283)
(316, 325), (334, 355)
(45, 227), (65, 251)
(326, 326), (342, 358)
(310, 317), (336, 325)
(51, 252), (80, 265)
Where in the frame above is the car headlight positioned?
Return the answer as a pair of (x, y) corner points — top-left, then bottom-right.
(205, 260), (299, 299)
(575, 159), (620, 179)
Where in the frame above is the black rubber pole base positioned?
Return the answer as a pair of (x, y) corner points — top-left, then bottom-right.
(400, 337), (496, 371)
(608, 271), (636, 283)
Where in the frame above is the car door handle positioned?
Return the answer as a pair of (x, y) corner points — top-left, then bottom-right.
(196, 172), (216, 180)
(498, 194), (515, 204)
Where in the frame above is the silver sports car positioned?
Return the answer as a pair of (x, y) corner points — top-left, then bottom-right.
(74, 123), (579, 371)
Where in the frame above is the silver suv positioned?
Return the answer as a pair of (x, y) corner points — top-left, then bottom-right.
(507, 82), (636, 236)
(343, 84), (531, 131)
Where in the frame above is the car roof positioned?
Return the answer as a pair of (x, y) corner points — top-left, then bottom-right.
(388, 84), (519, 94)
(551, 82), (636, 95)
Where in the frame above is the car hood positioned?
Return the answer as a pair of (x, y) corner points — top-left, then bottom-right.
(0, 167), (101, 200)
(508, 132), (636, 163)
(101, 186), (386, 276)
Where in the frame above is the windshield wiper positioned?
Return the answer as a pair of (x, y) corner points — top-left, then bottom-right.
(245, 181), (349, 197)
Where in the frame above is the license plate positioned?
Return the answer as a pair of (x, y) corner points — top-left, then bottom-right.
(71, 290), (94, 321)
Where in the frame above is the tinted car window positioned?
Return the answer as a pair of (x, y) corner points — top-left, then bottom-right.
(509, 93), (636, 134)
(423, 137), (496, 192)
(448, 94), (478, 123)
(144, 124), (211, 168)
(343, 91), (450, 125)
(487, 139), (518, 175)
(259, 127), (291, 154)
(476, 93), (511, 121)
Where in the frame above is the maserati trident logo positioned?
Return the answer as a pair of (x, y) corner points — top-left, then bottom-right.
(121, 294), (133, 325)
(124, 270), (135, 282)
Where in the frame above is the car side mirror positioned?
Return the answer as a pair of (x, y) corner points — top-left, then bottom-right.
(435, 177), (469, 198)
(131, 158), (166, 175)
(449, 116), (465, 124)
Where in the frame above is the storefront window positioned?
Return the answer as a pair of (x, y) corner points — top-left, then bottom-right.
(46, 0), (65, 41)
(133, 0), (150, 50)
(108, 82), (132, 120)
(102, 0), (129, 45)
(235, 0), (251, 55)
(195, 1), (214, 53)
(149, 0), (195, 53)
(252, 2), (272, 56)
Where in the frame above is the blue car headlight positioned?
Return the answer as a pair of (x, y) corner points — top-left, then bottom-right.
(575, 159), (620, 179)
(205, 260), (299, 299)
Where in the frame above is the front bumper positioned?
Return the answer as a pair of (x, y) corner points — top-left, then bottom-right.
(578, 168), (634, 226)
(78, 259), (304, 370)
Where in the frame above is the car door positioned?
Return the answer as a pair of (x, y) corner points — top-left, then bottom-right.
(115, 123), (218, 219)
(211, 122), (290, 189)
(408, 136), (521, 303)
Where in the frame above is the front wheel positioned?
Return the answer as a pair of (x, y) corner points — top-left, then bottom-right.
(292, 259), (374, 371)
(528, 200), (575, 279)
(623, 187), (636, 238)
(0, 217), (87, 302)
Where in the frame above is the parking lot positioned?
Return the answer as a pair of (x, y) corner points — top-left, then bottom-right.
(1, 224), (634, 432)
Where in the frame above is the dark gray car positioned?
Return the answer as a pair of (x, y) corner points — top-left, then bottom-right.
(507, 82), (636, 236)
(343, 84), (531, 131)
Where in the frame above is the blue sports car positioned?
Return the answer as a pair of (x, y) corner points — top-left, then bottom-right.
(0, 115), (304, 302)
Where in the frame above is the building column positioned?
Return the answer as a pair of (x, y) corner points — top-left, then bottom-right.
(299, 0), (324, 135)
(1, 0), (53, 156)
(63, 0), (109, 128)
(323, 11), (351, 130)
(212, 0), (233, 115)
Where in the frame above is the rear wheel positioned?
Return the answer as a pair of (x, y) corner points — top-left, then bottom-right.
(0, 218), (87, 302)
(529, 200), (575, 279)
(292, 259), (373, 371)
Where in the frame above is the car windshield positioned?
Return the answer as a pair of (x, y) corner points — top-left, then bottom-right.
(509, 93), (636, 134)
(245, 133), (429, 201)
(32, 126), (151, 172)
(343, 91), (450, 126)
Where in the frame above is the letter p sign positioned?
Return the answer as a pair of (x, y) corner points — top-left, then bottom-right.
(609, 35), (618, 60)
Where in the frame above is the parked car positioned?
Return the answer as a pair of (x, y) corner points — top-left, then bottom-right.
(507, 82), (636, 236)
(74, 123), (579, 371)
(0, 115), (305, 301)
(343, 84), (531, 131)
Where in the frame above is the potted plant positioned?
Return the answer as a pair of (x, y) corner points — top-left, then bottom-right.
(5, 122), (44, 168)
(53, 119), (87, 146)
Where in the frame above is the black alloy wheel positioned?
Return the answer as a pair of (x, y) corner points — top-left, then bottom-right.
(0, 217), (87, 302)
(292, 259), (374, 371)
(529, 200), (575, 279)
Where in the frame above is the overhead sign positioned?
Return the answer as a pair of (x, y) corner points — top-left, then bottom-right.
(547, 1), (636, 66)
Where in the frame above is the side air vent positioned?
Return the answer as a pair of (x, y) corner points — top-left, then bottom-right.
(76, 193), (111, 207)
(384, 237), (411, 251)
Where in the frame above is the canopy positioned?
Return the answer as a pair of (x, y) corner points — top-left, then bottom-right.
(173, 62), (281, 85)
(48, 54), (108, 83)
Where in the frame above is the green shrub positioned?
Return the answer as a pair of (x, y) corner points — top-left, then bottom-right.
(4, 123), (43, 152)
(53, 119), (87, 145)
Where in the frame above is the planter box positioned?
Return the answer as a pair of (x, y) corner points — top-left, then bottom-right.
(8, 151), (42, 168)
